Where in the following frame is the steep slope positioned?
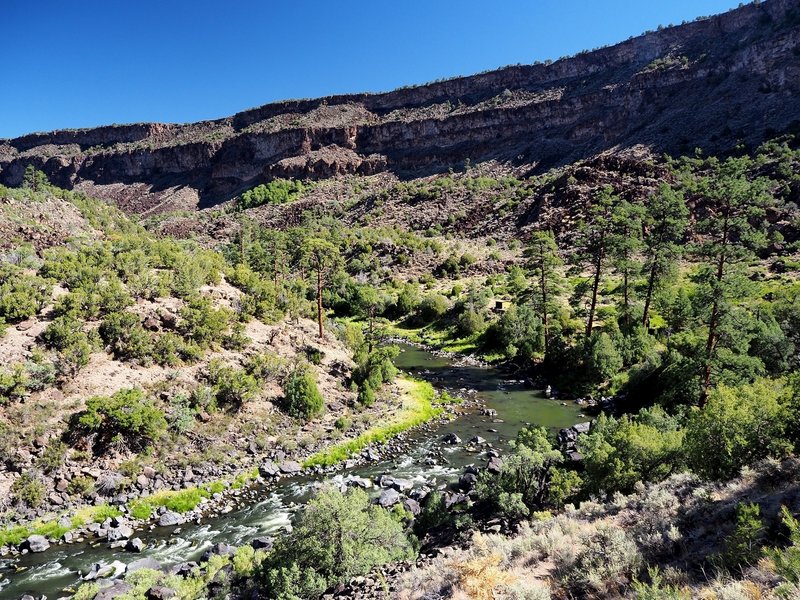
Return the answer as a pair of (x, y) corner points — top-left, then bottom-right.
(1, 0), (799, 214)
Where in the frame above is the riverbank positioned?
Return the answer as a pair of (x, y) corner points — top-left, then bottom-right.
(0, 374), (458, 562)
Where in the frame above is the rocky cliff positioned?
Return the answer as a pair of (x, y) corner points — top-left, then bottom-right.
(2, 0), (799, 214)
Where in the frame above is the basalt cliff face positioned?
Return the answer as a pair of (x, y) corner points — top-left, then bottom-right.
(2, 0), (800, 214)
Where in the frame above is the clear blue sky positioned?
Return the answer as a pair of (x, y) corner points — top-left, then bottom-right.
(3, 0), (743, 139)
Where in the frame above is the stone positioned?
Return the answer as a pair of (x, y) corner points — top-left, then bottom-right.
(403, 498), (421, 516)
(142, 466), (157, 479)
(258, 461), (280, 478)
(125, 537), (145, 552)
(25, 535), (50, 553)
(95, 582), (132, 600)
(169, 561), (199, 577)
(158, 512), (184, 527)
(201, 542), (237, 562)
(458, 472), (478, 490)
(378, 488), (401, 508)
(56, 479), (69, 493)
(279, 461), (302, 474)
(128, 557), (160, 572)
(469, 435), (486, 445)
(136, 474), (150, 488)
(250, 536), (274, 551)
(442, 433), (461, 445)
(344, 476), (371, 489)
(147, 586), (177, 600)
(107, 524), (134, 541)
(487, 457), (503, 474)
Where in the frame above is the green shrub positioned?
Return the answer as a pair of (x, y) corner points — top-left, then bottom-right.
(719, 503), (766, 571)
(357, 381), (375, 407)
(207, 360), (260, 409)
(238, 179), (306, 210)
(73, 388), (166, 452)
(684, 379), (790, 480)
(11, 472), (45, 507)
(259, 487), (414, 598)
(282, 363), (324, 420)
(99, 311), (153, 361)
(0, 267), (50, 322)
(37, 440), (67, 473)
(68, 475), (96, 498)
(580, 407), (685, 496)
(180, 296), (232, 347)
(416, 294), (448, 323)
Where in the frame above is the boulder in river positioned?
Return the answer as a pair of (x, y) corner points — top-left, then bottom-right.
(378, 488), (402, 508)
(251, 536), (274, 551)
(442, 433), (461, 445)
(459, 472), (478, 490)
(125, 537), (145, 553)
(487, 456), (503, 474)
(158, 512), (185, 527)
(128, 557), (160, 573)
(24, 535), (50, 553)
(403, 498), (421, 516)
(201, 542), (237, 562)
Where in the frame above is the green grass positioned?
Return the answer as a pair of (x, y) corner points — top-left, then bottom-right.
(303, 377), (444, 468)
(0, 503), (123, 548)
(127, 474), (259, 520)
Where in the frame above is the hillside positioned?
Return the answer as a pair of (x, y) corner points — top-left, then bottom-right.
(1, 0), (800, 215)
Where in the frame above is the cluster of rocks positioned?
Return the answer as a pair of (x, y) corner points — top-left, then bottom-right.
(557, 422), (592, 462)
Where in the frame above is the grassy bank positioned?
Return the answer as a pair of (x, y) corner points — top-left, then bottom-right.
(0, 470), (261, 548)
(303, 377), (446, 468)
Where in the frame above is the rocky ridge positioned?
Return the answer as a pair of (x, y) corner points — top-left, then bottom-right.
(1, 0), (799, 214)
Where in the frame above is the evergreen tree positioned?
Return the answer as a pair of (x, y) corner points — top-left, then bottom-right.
(693, 158), (772, 406)
(641, 184), (689, 329)
(525, 230), (562, 354)
(608, 199), (645, 330)
(573, 185), (618, 338)
(301, 238), (343, 338)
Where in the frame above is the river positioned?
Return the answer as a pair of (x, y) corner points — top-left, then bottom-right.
(0, 344), (582, 599)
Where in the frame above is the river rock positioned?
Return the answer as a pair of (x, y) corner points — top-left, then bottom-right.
(24, 535), (50, 553)
(344, 476), (371, 489)
(147, 586), (177, 600)
(469, 435), (486, 445)
(107, 524), (134, 542)
(125, 537), (145, 552)
(201, 542), (237, 562)
(258, 461), (280, 478)
(158, 512), (185, 527)
(95, 581), (132, 600)
(128, 557), (160, 572)
(84, 560), (127, 580)
(251, 536), (274, 551)
(442, 433), (461, 445)
(403, 498), (421, 516)
(459, 472), (478, 490)
(378, 488), (401, 507)
(169, 561), (199, 577)
(279, 461), (302, 474)
(487, 457), (503, 474)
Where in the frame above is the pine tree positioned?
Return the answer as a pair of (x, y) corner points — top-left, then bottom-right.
(694, 157), (771, 406)
(525, 230), (562, 354)
(641, 184), (689, 329)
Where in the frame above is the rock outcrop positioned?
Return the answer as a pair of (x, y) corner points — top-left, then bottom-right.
(1, 0), (799, 214)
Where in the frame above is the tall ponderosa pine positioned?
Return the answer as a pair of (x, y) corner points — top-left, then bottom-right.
(301, 238), (343, 338)
(608, 199), (645, 330)
(694, 157), (771, 406)
(525, 230), (562, 354)
(641, 184), (689, 329)
(573, 185), (618, 338)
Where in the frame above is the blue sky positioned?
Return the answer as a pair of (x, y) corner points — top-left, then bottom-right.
(2, 1), (743, 139)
